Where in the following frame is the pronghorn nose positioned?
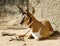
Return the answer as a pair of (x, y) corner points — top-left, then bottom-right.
(20, 20), (24, 24)
(20, 17), (24, 24)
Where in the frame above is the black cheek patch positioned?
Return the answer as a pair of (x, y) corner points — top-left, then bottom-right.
(20, 16), (25, 24)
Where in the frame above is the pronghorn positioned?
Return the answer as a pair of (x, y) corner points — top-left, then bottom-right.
(17, 5), (54, 40)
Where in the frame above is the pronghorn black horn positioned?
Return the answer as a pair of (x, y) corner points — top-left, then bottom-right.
(17, 5), (25, 15)
(32, 7), (35, 14)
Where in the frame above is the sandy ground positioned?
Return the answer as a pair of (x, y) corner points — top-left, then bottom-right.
(0, 28), (60, 46)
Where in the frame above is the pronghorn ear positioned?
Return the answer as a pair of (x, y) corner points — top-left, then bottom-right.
(32, 7), (35, 14)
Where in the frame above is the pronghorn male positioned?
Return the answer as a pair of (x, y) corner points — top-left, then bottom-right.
(17, 5), (54, 40)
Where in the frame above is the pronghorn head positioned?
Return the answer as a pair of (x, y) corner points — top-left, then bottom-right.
(17, 5), (35, 25)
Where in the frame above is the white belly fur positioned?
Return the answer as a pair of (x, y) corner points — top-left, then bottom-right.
(30, 28), (42, 40)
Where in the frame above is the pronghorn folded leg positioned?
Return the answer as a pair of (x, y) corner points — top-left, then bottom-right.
(18, 30), (30, 38)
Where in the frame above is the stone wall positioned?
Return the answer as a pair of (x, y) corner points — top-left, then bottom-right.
(30, 0), (60, 31)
